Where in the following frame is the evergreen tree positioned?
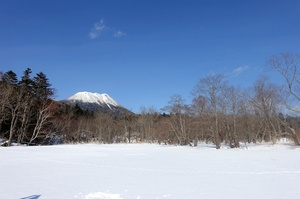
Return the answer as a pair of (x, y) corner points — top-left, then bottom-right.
(19, 68), (33, 90)
(17, 68), (34, 144)
(32, 72), (54, 100)
(2, 70), (18, 85)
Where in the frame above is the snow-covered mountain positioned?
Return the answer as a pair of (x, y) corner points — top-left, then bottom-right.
(61, 92), (132, 116)
(66, 92), (120, 109)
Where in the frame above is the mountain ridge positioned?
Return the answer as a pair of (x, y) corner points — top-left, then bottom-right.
(61, 91), (132, 116)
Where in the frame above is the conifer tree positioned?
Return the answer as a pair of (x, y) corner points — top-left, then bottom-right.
(32, 72), (54, 100)
(3, 70), (18, 85)
(17, 68), (34, 144)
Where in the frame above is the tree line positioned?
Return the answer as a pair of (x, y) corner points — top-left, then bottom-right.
(1, 53), (300, 148)
(0, 68), (57, 146)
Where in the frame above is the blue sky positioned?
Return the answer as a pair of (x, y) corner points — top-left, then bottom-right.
(1, 0), (299, 113)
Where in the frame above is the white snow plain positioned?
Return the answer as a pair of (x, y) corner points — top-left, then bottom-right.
(1, 142), (300, 199)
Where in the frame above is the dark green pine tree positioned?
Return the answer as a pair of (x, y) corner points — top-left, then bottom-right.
(18, 68), (33, 90)
(2, 70), (18, 85)
(32, 72), (54, 100)
(29, 72), (55, 144)
(17, 68), (34, 144)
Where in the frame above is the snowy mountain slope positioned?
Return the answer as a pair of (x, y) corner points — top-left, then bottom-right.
(67, 92), (120, 108)
(61, 91), (132, 116)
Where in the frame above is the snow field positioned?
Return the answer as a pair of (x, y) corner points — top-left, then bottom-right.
(1, 143), (300, 199)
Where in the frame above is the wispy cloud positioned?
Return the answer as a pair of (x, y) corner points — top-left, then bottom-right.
(89, 19), (126, 39)
(232, 65), (249, 77)
(113, 30), (126, 38)
(89, 19), (107, 39)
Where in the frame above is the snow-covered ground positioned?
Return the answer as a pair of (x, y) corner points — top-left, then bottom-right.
(1, 142), (300, 199)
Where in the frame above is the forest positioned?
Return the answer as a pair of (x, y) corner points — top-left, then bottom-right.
(1, 53), (300, 148)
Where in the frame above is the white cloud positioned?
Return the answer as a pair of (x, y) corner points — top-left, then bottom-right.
(232, 65), (249, 76)
(89, 19), (107, 39)
(89, 19), (126, 39)
(113, 30), (126, 38)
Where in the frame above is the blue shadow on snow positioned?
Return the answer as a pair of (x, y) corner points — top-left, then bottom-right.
(20, 195), (41, 199)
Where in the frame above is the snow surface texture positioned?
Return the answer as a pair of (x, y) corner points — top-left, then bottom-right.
(1, 143), (300, 199)
(67, 92), (120, 108)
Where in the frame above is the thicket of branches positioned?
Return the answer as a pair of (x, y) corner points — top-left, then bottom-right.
(0, 68), (56, 146)
(1, 53), (300, 148)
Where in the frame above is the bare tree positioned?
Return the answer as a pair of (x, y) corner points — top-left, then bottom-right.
(0, 71), (19, 145)
(189, 95), (211, 144)
(248, 76), (283, 143)
(192, 73), (228, 149)
(266, 53), (300, 112)
(6, 87), (23, 146)
(17, 69), (34, 144)
(161, 94), (191, 145)
(220, 86), (242, 147)
(29, 100), (55, 144)
(138, 106), (159, 143)
(92, 112), (123, 144)
(0, 75), (10, 134)
(154, 114), (173, 145)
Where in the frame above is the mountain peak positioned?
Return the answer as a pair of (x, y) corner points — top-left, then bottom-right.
(61, 91), (132, 116)
(67, 91), (120, 107)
